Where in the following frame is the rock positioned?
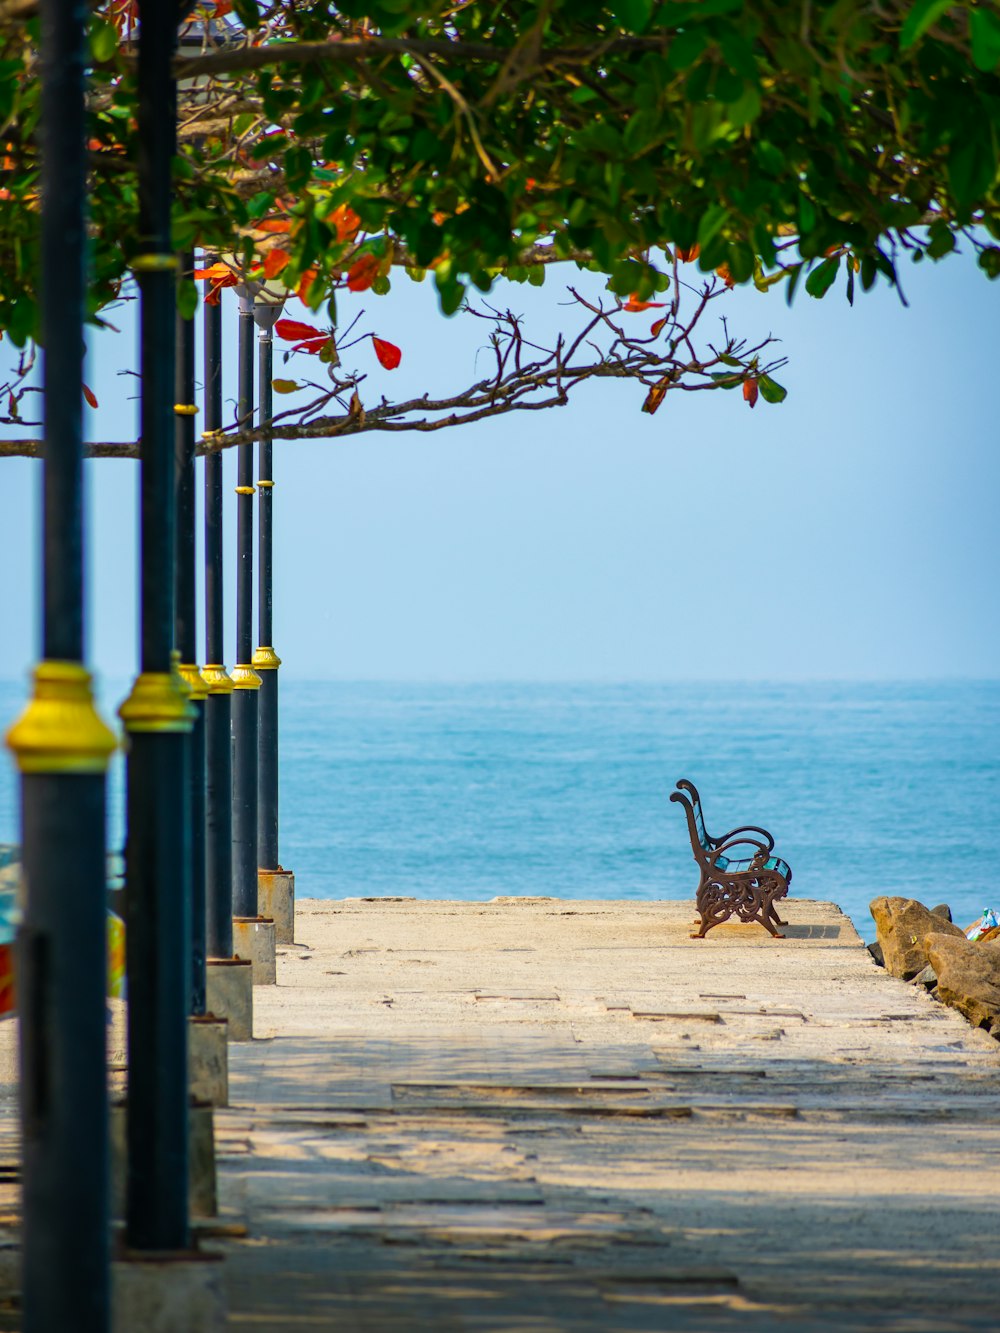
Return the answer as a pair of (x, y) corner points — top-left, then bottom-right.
(910, 964), (937, 989)
(924, 932), (1000, 1031)
(931, 904), (953, 922)
(867, 941), (885, 968)
(869, 897), (966, 980)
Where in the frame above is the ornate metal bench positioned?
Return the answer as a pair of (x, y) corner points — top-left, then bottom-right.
(670, 779), (792, 939)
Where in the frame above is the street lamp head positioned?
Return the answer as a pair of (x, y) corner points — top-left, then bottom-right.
(253, 278), (290, 331)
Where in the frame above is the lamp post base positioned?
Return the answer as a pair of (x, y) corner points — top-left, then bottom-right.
(233, 916), (276, 985)
(189, 1016), (228, 1107)
(205, 958), (253, 1041)
(257, 868), (294, 943)
(112, 1245), (226, 1333)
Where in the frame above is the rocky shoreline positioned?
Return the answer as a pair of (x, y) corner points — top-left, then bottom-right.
(869, 895), (1000, 1038)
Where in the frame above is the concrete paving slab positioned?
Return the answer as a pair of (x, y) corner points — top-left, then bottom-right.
(211, 898), (1000, 1330)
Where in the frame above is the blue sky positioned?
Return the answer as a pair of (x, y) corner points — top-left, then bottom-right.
(2, 246), (996, 683)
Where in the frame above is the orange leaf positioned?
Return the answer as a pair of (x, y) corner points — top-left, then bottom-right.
(254, 217), (292, 235)
(716, 263), (735, 289)
(347, 253), (380, 292)
(623, 294), (667, 312)
(82, 383), (98, 409)
(650, 317), (667, 337)
(675, 244), (700, 263)
(743, 377), (759, 409)
(214, 0), (232, 13)
(642, 377), (670, 415)
(296, 267), (319, 303)
(263, 248), (290, 279)
(193, 262), (236, 282)
(371, 336), (401, 370)
(329, 203), (361, 242)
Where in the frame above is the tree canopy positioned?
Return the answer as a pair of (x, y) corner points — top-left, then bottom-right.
(1, 0), (998, 448)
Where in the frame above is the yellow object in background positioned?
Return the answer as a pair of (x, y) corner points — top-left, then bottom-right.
(107, 910), (126, 999)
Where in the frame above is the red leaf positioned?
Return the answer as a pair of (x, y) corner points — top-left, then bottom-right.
(263, 248), (290, 279)
(650, 317), (667, 337)
(623, 294), (667, 312)
(675, 244), (700, 263)
(275, 318), (323, 343)
(82, 383), (98, 409)
(371, 336), (401, 370)
(347, 253), (380, 292)
(295, 338), (332, 355)
(743, 377), (759, 409)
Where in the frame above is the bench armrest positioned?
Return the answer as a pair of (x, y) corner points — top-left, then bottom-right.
(710, 836), (770, 865)
(715, 824), (774, 853)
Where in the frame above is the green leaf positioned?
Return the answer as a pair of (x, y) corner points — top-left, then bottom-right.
(177, 279), (198, 321)
(899, 0), (952, 51)
(948, 135), (996, 216)
(231, 0), (262, 29)
(758, 374), (787, 404)
(272, 379), (301, 394)
(90, 17), (118, 64)
(971, 8), (1000, 71)
(612, 0), (654, 33)
(978, 246), (1000, 279)
(696, 204), (729, 250)
(805, 255), (839, 298)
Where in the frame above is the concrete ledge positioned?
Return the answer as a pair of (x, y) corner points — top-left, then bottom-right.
(233, 916), (276, 986)
(206, 957), (253, 1041)
(258, 869), (294, 944)
(189, 1016), (228, 1106)
(113, 1247), (225, 1333)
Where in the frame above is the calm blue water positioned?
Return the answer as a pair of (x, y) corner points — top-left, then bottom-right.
(1, 679), (998, 940)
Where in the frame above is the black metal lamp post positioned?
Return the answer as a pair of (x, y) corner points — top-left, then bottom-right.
(251, 281), (287, 872)
(117, 0), (195, 1252)
(175, 251), (208, 1016)
(4, 0), (116, 1324)
(231, 277), (262, 919)
(202, 274), (234, 960)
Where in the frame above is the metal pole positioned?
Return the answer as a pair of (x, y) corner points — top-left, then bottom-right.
(117, 0), (193, 1252)
(255, 320), (281, 867)
(176, 252), (207, 1015)
(4, 1), (115, 1325)
(231, 294), (260, 917)
(202, 272), (234, 959)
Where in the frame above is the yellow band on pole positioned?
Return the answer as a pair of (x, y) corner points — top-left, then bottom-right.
(252, 646), (282, 671)
(173, 404), (198, 416)
(131, 253), (179, 273)
(5, 662), (117, 774)
(118, 670), (196, 734)
(235, 485), (255, 496)
(231, 664), (263, 691)
(177, 662), (209, 701)
(201, 665), (234, 695)
(257, 480), (275, 489)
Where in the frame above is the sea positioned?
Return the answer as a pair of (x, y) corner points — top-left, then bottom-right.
(1, 679), (998, 942)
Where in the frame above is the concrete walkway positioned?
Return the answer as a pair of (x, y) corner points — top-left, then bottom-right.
(214, 899), (1000, 1331)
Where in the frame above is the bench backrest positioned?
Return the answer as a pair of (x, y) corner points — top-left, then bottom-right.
(670, 780), (715, 864)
